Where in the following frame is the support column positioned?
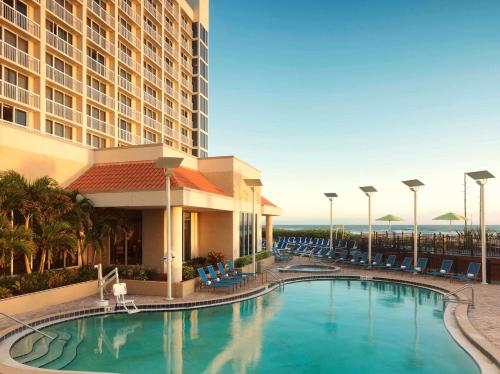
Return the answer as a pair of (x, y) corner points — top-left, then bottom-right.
(171, 206), (183, 283)
(265, 216), (273, 251)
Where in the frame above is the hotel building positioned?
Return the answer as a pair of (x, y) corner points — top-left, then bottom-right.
(0, 0), (209, 157)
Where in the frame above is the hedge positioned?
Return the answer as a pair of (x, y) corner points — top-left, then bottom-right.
(103, 265), (156, 281)
(234, 251), (270, 268)
(269, 228), (356, 241)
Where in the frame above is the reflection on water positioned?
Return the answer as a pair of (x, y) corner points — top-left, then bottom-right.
(27, 281), (477, 374)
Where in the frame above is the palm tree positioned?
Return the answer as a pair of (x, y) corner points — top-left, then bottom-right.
(36, 221), (77, 272)
(65, 191), (94, 267)
(0, 215), (35, 274)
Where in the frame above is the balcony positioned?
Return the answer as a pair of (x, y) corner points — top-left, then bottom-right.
(118, 24), (140, 50)
(46, 65), (82, 93)
(180, 115), (191, 127)
(144, 91), (162, 110)
(46, 99), (82, 123)
(87, 1), (114, 26)
(143, 45), (162, 67)
(180, 76), (192, 91)
(180, 134), (193, 147)
(163, 125), (178, 139)
(164, 22), (178, 39)
(164, 42), (177, 60)
(164, 63), (177, 79)
(118, 76), (140, 97)
(87, 26), (114, 54)
(119, 128), (140, 144)
(181, 20), (192, 38)
(165, 2), (178, 21)
(47, 0), (82, 31)
(164, 84), (177, 99)
(143, 137), (155, 144)
(46, 31), (82, 61)
(181, 39), (192, 55)
(144, 22), (161, 45)
(118, 102), (141, 121)
(181, 96), (192, 110)
(181, 58), (192, 73)
(0, 41), (40, 73)
(87, 85), (114, 108)
(0, 3), (40, 38)
(87, 116), (114, 136)
(143, 115), (161, 131)
(164, 105), (177, 119)
(143, 1), (161, 23)
(0, 80), (39, 108)
(118, 0), (140, 25)
(118, 49), (140, 71)
(143, 68), (162, 89)
(87, 56), (114, 81)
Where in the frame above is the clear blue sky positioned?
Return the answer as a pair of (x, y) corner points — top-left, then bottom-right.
(208, 0), (500, 225)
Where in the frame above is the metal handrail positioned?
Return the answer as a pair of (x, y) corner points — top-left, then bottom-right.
(262, 268), (284, 286)
(443, 284), (474, 306)
(0, 312), (54, 340)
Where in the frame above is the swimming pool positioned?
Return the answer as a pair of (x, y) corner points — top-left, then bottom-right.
(10, 280), (479, 373)
(278, 264), (340, 273)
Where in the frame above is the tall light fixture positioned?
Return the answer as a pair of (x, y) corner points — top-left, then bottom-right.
(466, 170), (495, 285)
(244, 179), (263, 274)
(359, 186), (377, 265)
(154, 156), (183, 300)
(324, 193), (338, 254)
(402, 179), (425, 268)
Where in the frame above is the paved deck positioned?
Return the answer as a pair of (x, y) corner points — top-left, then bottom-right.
(1, 256), (500, 362)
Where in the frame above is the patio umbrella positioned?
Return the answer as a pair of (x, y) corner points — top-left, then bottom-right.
(432, 212), (465, 230)
(376, 214), (404, 231)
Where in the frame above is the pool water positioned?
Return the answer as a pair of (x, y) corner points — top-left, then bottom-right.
(279, 264), (339, 273)
(11, 280), (479, 373)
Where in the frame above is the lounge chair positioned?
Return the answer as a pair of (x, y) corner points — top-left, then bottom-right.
(427, 259), (453, 277)
(373, 254), (396, 269)
(271, 248), (293, 261)
(197, 268), (235, 291)
(363, 253), (383, 268)
(217, 262), (246, 281)
(353, 252), (369, 265)
(112, 283), (139, 314)
(390, 256), (413, 271)
(404, 258), (428, 274)
(226, 260), (255, 277)
(450, 262), (481, 282)
(207, 265), (241, 285)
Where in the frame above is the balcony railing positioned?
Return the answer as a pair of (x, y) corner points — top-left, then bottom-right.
(46, 99), (82, 123)
(164, 105), (177, 119)
(0, 80), (39, 108)
(164, 63), (177, 78)
(47, 0), (82, 31)
(119, 128), (140, 144)
(0, 41), (40, 73)
(144, 91), (162, 110)
(143, 137), (155, 144)
(165, 2), (178, 20)
(143, 68), (162, 89)
(164, 85), (177, 99)
(0, 3), (40, 37)
(87, 116), (114, 136)
(143, 115), (161, 131)
(87, 26), (114, 54)
(118, 102), (141, 121)
(87, 56), (114, 81)
(144, 22), (161, 45)
(180, 134), (193, 146)
(46, 31), (82, 61)
(181, 96), (192, 110)
(180, 115), (191, 127)
(143, 1), (161, 23)
(118, 76), (140, 97)
(143, 45), (162, 67)
(46, 65), (82, 93)
(87, 1), (114, 25)
(163, 125), (178, 139)
(163, 42), (177, 59)
(86, 85), (114, 108)
(181, 76), (192, 91)
(118, 24), (140, 50)
(118, 50), (140, 71)
(181, 58), (192, 73)
(181, 20), (193, 38)
(181, 39), (192, 55)
(164, 22), (178, 38)
(118, 0), (140, 25)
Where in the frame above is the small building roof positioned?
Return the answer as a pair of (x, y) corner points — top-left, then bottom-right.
(261, 196), (276, 207)
(67, 161), (227, 196)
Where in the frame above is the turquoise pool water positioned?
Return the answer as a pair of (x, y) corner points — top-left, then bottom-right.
(11, 280), (479, 373)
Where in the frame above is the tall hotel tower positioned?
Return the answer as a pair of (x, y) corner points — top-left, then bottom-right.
(0, 0), (209, 156)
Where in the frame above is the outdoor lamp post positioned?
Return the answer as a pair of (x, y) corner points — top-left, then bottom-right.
(324, 193), (338, 254)
(466, 170), (495, 285)
(154, 157), (183, 300)
(359, 186), (377, 265)
(244, 179), (263, 274)
(402, 179), (425, 269)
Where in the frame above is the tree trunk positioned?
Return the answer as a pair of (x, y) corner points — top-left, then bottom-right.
(23, 216), (32, 274)
(10, 210), (14, 276)
(63, 251), (67, 268)
(77, 238), (83, 267)
(38, 249), (46, 273)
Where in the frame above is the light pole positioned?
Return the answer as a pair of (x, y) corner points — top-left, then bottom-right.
(466, 170), (495, 285)
(359, 186), (377, 265)
(324, 193), (338, 254)
(402, 179), (425, 269)
(244, 179), (263, 274)
(154, 157), (183, 300)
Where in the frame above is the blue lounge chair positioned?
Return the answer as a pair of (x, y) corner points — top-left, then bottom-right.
(391, 256), (413, 271)
(353, 252), (369, 265)
(226, 260), (255, 277)
(217, 262), (246, 281)
(404, 258), (428, 274)
(197, 268), (235, 291)
(271, 248), (293, 261)
(450, 262), (481, 282)
(313, 247), (331, 259)
(363, 253), (383, 268)
(427, 259), (453, 277)
(333, 249), (349, 262)
(373, 254), (396, 269)
(207, 265), (241, 285)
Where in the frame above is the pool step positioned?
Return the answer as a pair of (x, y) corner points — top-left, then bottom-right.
(42, 334), (84, 370)
(10, 333), (45, 359)
(16, 333), (59, 364)
(24, 332), (71, 368)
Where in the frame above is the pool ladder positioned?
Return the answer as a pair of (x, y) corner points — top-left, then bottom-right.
(0, 312), (54, 340)
(263, 269), (285, 288)
(443, 284), (474, 307)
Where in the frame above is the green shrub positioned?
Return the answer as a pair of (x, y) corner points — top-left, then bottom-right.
(0, 286), (12, 299)
(207, 251), (225, 266)
(234, 251), (270, 268)
(268, 228), (355, 241)
(103, 265), (156, 281)
(182, 265), (196, 281)
(186, 257), (208, 267)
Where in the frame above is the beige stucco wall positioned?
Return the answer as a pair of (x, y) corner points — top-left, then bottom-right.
(198, 211), (235, 260)
(142, 209), (167, 273)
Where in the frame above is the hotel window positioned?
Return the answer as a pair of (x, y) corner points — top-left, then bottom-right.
(119, 68), (132, 84)
(165, 17), (174, 30)
(4, 67), (28, 89)
(181, 128), (188, 136)
(144, 84), (157, 98)
(144, 16), (156, 32)
(143, 129), (156, 142)
(144, 40), (156, 54)
(200, 61), (208, 80)
(145, 0), (157, 11)
(55, 0), (73, 13)
(119, 17), (131, 32)
(0, 104), (27, 127)
(144, 107), (156, 120)
(87, 133), (106, 148)
(87, 76), (106, 94)
(200, 79), (208, 97)
(87, 105), (106, 122)
(181, 53), (189, 65)
(87, 47), (105, 65)
(200, 133), (208, 149)
(165, 79), (173, 90)
(163, 138), (172, 146)
(200, 114), (208, 131)
(47, 54), (73, 76)
(239, 213), (255, 257)
(164, 37), (173, 48)
(119, 119), (131, 132)
(144, 62), (156, 75)
(164, 118), (173, 128)
(119, 43), (132, 57)
(46, 120), (72, 140)
(92, 0), (107, 11)
(200, 44), (208, 62)
(3, 0), (27, 16)
(181, 109), (189, 121)
(87, 18), (107, 39)
(200, 25), (208, 45)
(200, 97), (208, 115)
(46, 87), (72, 108)
(4, 30), (28, 53)
(181, 146), (188, 153)
(46, 21), (73, 44)
(119, 93), (131, 106)
(165, 99), (173, 110)
(200, 150), (208, 158)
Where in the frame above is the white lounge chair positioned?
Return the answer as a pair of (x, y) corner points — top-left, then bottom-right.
(112, 283), (140, 314)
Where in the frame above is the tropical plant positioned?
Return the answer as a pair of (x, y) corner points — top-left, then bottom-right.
(0, 215), (35, 274)
(65, 191), (94, 267)
(36, 221), (77, 272)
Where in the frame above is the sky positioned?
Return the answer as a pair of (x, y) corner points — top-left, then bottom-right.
(207, 0), (500, 225)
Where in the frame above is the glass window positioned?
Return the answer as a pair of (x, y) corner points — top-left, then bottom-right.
(15, 109), (27, 126)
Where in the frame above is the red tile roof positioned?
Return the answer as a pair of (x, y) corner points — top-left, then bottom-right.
(261, 196), (276, 207)
(67, 161), (227, 196)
